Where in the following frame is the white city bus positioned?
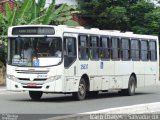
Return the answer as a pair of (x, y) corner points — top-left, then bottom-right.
(6, 25), (159, 100)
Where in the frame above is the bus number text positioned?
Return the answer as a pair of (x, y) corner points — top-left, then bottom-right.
(81, 64), (88, 70)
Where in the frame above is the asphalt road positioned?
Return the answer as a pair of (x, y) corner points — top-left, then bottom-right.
(0, 85), (160, 119)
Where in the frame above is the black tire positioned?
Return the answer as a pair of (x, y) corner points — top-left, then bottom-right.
(29, 91), (43, 100)
(72, 78), (86, 100)
(119, 76), (136, 96)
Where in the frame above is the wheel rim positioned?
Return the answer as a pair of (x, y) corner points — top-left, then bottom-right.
(78, 84), (85, 97)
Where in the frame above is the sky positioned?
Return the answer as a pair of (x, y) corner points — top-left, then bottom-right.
(43, 0), (77, 8)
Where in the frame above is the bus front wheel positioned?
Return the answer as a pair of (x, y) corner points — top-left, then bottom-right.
(29, 91), (43, 100)
(73, 78), (86, 100)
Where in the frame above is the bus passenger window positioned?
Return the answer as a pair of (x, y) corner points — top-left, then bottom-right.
(111, 38), (120, 60)
(78, 35), (89, 60)
(100, 37), (110, 60)
(131, 39), (140, 61)
(149, 41), (157, 61)
(141, 40), (148, 61)
(121, 38), (130, 60)
(90, 36), (99, 60)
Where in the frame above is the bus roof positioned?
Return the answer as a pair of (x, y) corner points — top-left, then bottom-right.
(8, 25), (158, 40)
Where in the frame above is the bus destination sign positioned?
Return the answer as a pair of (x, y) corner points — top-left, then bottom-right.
(12, 27), (55, 35)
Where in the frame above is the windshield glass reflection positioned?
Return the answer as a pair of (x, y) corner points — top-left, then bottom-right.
(8, 37), (62, 67)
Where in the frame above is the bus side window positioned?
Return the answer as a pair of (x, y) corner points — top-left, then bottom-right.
(90, 36), (99, 60)
(78, 35), (89, 60)
(121, 38), (130, 60)
(111, 37), (120, 60)
(149, 41), (157, 61)
(100, 37), (110, 60)
(140, 40), (148, 61)
(64, 37), (77, 68)
(131, 39), (140, 61)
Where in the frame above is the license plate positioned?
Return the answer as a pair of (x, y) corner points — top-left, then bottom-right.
(27, 83), (37, 86)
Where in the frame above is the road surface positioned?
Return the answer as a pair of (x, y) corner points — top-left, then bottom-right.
(0, 85), (160, 119)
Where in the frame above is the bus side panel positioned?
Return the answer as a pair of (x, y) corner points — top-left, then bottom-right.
(64, 77), (81, 92)
(77, 60), (98, 91)
(144, 61), (156, 86)
(101, 76), (110, 90)
(134, 61), (145, 87)
(98, 61), (114, 90)
(114, 61), (133, 89)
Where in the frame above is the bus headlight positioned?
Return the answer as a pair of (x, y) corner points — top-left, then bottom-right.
(45, 75), (61, 83)
(6, 74), (18, 82)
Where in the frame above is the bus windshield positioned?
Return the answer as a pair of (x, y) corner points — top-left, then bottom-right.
(8, 37), (62, 67)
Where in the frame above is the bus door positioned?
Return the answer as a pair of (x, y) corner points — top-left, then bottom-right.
(64, 36), (77, 92)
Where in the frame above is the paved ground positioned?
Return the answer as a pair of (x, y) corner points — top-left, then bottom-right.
(0, 85), (160, 119)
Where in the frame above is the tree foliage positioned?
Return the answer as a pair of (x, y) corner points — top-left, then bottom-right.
(99, 6), (129, 30)
(78, 0), (160, 36)
(143, 8), (160, 35)
(0, 0), (78, 36)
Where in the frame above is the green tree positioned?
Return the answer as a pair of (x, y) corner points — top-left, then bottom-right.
(78, 0), (158, 35)
(77, 0), (133, 30)
(99, 6), (129, 30)
(0, 0), (78, 36)
(130, 0), (155, 34)
(77, 0), (112, 28)
(144, 8), (160, 35)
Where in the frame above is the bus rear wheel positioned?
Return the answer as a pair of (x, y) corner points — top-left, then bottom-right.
(73, 78), (86, 100)
(29, 91), (43, 100)
(119, 76), (136, 96)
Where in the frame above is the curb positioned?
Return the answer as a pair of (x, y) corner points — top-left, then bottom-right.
(43, 102), (160, 120)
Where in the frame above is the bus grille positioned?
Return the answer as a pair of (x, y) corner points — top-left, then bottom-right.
(18, 78), (47, 81)
(15, 70), (49, 74)
(23, 86), (42, 89)
(34, 78), (47, 81)
(18, 78), (30, 81)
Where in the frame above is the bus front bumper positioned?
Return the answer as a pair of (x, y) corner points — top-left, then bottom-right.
(6, 78), (63, 93)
